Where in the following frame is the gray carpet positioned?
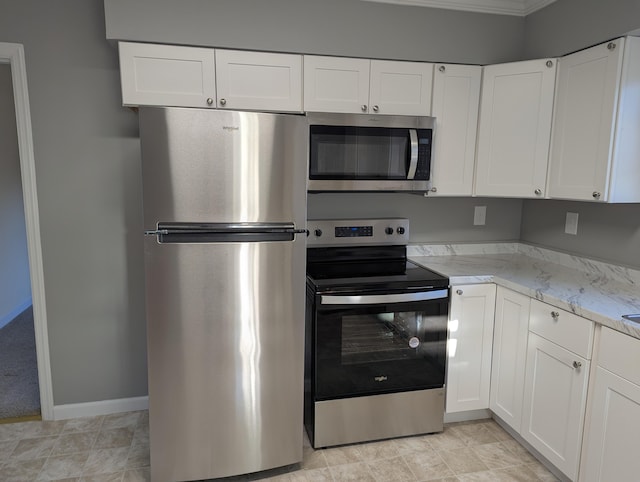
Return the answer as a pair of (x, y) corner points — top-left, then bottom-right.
(0, 306), (40, 419)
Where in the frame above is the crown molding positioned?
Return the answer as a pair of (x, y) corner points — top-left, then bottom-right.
(359, 0), (557, 16)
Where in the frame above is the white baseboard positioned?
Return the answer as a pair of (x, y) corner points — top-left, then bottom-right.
(0, 297), (32, 330)
(53, 396), (149, 420)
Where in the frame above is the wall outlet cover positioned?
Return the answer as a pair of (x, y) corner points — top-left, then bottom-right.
(474, 206), (487, 226)
(565, 212), (579, 235)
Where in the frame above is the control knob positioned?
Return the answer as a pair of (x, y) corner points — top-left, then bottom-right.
(385, 227), (394, 235)
(397, 227), (405, 235)
(314, 229), (322, 237)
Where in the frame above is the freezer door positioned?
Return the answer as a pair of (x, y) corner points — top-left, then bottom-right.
(139, 107), (307, 229)
(145, 236), (305, 481)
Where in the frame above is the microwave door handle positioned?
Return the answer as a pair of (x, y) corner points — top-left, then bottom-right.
(407, 129), (419, 180)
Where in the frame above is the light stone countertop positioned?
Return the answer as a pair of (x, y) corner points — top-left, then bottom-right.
(408, 243), (640, 340)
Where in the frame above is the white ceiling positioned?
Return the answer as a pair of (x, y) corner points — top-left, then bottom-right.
(360, 0), (558, 16)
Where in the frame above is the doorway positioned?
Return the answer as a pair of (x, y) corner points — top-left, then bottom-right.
(0, 43), (53, 420)
(0, 63), (39, 421)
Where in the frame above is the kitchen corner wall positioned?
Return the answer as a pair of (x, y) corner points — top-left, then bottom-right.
(0, 64), (32, 327)
(522, 0), (640, 270)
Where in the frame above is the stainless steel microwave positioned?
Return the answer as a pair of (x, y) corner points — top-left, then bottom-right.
(307, 112), (435, 192)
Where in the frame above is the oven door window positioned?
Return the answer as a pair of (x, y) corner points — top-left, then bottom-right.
(309, 126), (410, 180)
(314, 300), (447, 400)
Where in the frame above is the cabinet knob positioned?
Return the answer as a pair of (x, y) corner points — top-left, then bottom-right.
(361, 105), (368, 112)
(592, 191), (601, 199)
(573, 360), (582, 369)
(372, 105), (379, 112)
(431, 187), (437, 193)
(456, 289), (463, 295)
(439, 65), (446, 73)
(607, 42), (616, 51)
(219, 98), (227, 106)
(534, 189), (542, 196)
(206, 97), (214, 106)
(551, 311), (560, 320)
(546, 60), (553, 68)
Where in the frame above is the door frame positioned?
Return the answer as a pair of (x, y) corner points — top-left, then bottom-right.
(0, 42), (54, 420)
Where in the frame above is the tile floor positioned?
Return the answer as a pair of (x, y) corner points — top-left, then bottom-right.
(0, 412), (558, 481)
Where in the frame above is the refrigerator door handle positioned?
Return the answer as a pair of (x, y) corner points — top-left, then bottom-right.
(146, 223), (307, 243)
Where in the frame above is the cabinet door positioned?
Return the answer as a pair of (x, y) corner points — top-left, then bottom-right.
(119, 42), (216, 108)
(581, 367), (640, 482)
(489, 287), (529, 432)
(521, 333), (589, 481)
(215, 50), (302, 112)
(548, 39), (624, 202)
(430, 64), (481, 196)
(446, 284), (496, 413)
(475, 59), (556, 198)
(369, 60), (433, 115)
(303, 56), (370, 113)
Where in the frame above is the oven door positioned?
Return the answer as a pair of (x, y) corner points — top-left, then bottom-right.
(313, 288), (448, 400)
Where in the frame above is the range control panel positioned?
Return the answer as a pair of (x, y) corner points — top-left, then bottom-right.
(306, 218), (410, 247)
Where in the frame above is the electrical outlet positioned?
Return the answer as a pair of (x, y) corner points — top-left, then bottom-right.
(474, 206), (487, 226)
(565, 212), (579, 235)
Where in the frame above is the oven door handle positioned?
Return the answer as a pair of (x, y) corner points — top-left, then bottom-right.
(320, 289), (449, 305)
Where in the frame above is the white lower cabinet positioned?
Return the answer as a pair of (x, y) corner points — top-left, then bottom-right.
(580, 327), (640, 481)
(446, 284), (496, 413)
(521, 333), (590, 481)
(489, 287), (529, 431)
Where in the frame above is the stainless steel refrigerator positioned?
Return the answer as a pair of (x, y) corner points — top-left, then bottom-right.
(139, 107), (307, 481)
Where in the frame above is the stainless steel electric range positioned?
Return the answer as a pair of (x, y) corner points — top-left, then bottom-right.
(304, 218), (450, 448)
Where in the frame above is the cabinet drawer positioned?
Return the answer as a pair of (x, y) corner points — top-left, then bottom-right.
(529, 299), (594, 358)
(599, 326), (640, 385)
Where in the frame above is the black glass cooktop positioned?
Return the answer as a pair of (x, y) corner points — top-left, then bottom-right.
(306, 245), (449, 293)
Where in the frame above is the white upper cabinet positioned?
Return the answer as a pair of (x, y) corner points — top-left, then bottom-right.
(303, 56), (433, 115)
(430, 64), (481, 196)
(446, 284), (496, 414)
(303, 56), (370, 113)
(475, 59), (557, 198)
(369, 60), (433, 115)
(119, 41), (216, 108)
(215, 50), (303, 112)
(548, 37), (640, 202)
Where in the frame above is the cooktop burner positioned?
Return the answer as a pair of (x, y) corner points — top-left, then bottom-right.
(306, 218), (449, 293)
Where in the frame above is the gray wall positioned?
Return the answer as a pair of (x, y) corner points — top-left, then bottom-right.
(521, 200), (640, 269)
(0, 0), (147, 404)
(104, 0), (524, 64)
(524, 0), (640, 58)
(309, 194), (523, 243)
(521, 0), (640, 269)
(0, 64), (32, 328)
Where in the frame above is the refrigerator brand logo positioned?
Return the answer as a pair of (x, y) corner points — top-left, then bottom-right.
(374, 376), (388, 382)
(222, 126), (240, 131)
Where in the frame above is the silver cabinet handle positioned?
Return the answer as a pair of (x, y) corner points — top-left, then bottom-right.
(219, 98), (227, 106)
(372, 105), (379, 112)
(361, 105), (367, 112)
(321, 289), (449, 305)
(607, 42), (616, 51)
(592, 191), (601, 199)
(439, 65), (445, 73)
(546, 60), (553, 68)
(206, 97), (214, 106)
(431, 187), (437, 193)
(407, 129), (418, 180)
(573, 361), (582, 369)
(551, 311), (560, 320)
(535, 189), (542, 196)
(456, 289), (463, 295)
